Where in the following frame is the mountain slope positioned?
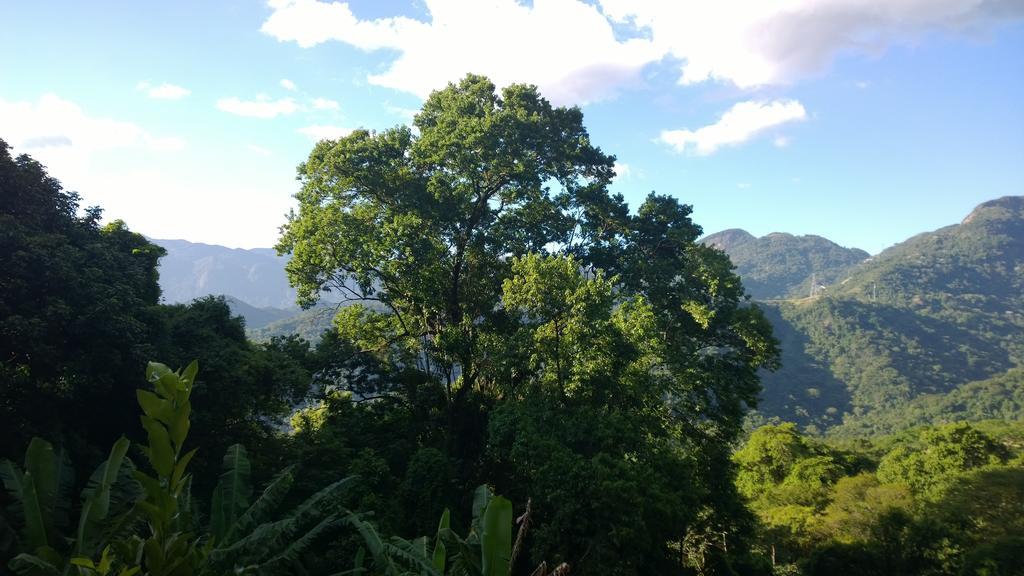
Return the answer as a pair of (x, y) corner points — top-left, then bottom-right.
(153, 238), (297, 309)
(750, 196), (1024, 435)
(701, 230), (869, 299)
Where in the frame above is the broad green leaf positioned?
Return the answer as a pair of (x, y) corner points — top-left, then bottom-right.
(224, 465), (295, 545)
(169, 400), (191, 452)
(136, 389), (171, 424)
(20, 472), (49, 551)
(50, 447), (74, 534)
(24, 438), (56, 541)
(433, 508), (450, 572)
(146, 362), (171, 383)
(181, 360), (198, 387)
(480, 496), (512, 576)
(210, 444), (251, 542)
(76, 437), (130, 554)
(0, 459), (25, 519)
(471, 484), (492, 524)
(9, 552), (60, 576)
(171, 447), (198, 490)
(140, 416), (174, 477)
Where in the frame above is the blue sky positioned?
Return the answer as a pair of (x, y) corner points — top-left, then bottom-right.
(1, 0), (1022, 254)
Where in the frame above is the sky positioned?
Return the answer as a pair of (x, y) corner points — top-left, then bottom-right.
(1, 0), (1022, 255)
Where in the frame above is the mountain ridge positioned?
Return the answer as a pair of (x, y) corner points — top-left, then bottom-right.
(752, 195), (1023, 435)
(700, 229), (870, 300)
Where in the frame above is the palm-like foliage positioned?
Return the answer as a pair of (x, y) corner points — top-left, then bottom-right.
(69, 361), (365, 576)
(204, 445), (359, 574)
(0, 436), (135, 575)
(344, 485), (568, 576)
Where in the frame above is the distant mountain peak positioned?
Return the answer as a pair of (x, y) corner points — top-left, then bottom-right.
(700, 228), (756, 251)
(961, 195), (1023, 225)
(152, 238), (298, 309)
(699, 229), (868, 299)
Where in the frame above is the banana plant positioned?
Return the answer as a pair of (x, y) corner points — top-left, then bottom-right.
(341, 485), (568, 576)
(0, 435), (135, 575)
(101, 360), (206, 576)
(72, 361), (362, 576)
(432, 485), (512, 576)
(202, 444), (359, 574)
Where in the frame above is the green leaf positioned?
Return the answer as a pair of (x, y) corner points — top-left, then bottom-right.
(224, 465), (295, 545)
(181, 360), (198, 387)
(146, 362), (171, 384)
(19, 472), (49, 551)
(169, 400), (191, 452)
(24, 438), (56, 543)
(136, 389), (171, 424)
(171, 447), (198, 491)
(0, 459), (26, 521)
(50, 447), (74, 535)
(76, 437), (130, 555)
(433, 508), (449, 572)
(140, 416), (174, 477)
(480, 496), (512, 576)
(471, 485), (492, 525)
(210, 444), (251, 542)
(9, 552), (60, 576)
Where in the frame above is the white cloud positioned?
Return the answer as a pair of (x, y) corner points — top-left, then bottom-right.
(280, 78), (297, 91)
(613, 161), (631, 178)
(147, 136), (187, 151)
(312, 97), (340, 111)
(216, 95), (298, 118)
(297, 124), (353, 141)
(600, 0), (1024, 88)
(0, 94), (298, 250)
(384, 103), (418, 120)
(247, 144), (273, 156)
(660, 100), (806, 155)
(0, 94), (186, 164)
(773, 136), (790, 148)
(262, 0), (1023, 101)
(261, 0), (659, 104)
(137, 81), (191, 100)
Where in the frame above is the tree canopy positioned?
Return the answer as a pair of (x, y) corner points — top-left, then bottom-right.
(277, 74), (779, 572)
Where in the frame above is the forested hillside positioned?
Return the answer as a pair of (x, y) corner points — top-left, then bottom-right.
(700, 229), (869, 299)
(153, 238), (298, 309)
(750, 196), (1024, 435)
(2, 76), (1021, 576)
(0, 78), (782, 575)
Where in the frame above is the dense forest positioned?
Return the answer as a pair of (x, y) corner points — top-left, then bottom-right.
(2, 76), (1022, 575)
(743, 197), (1024, 435)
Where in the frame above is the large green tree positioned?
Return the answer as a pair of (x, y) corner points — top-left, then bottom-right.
(0, 139), (165, 460)
(278, 76), (778, 572)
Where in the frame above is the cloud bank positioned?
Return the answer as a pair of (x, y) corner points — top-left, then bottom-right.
(261, 0), (1023, 103)
(216, 95), (299, 118)
(660, 100), (807, 155)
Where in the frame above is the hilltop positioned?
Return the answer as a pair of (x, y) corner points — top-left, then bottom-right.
(701, 229), (869, 299)
(751, 196), (1024, 435)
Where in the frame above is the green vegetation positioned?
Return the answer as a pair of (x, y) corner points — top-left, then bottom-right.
(3, 75), (1023, 575)
(701, 230), (869, 300)
(733, 421), (1024, 575)
(746, 197), (1024, 434)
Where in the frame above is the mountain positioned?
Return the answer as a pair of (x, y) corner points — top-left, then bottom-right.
(152, 198), (1024, 437)
(247, 304), (339, 343)
(701, 229), (869, 299)
(221, 296), (297, 330)
(751, 196), (1024, 435)
(153, 238), (298, 309)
